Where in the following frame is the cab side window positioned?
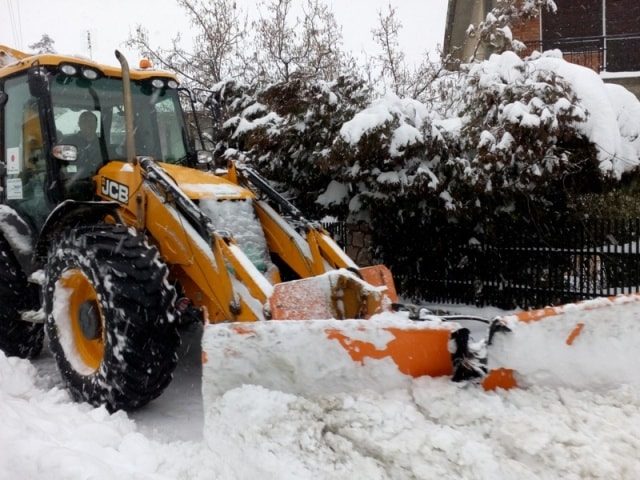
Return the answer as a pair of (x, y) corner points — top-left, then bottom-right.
(2, 76), (51, 229)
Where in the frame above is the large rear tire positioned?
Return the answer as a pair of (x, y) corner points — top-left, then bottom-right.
(0, 236), (43, 358)
(44, 224), (179, 411)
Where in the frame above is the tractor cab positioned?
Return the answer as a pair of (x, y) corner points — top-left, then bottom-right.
(0, 49), (194, 231)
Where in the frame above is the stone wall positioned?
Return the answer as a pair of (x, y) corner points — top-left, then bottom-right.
(345, 222), (374, 266)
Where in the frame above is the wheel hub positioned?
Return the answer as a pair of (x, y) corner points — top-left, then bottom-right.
(79, 300), (102, 340)
(58, 269), (105, 372)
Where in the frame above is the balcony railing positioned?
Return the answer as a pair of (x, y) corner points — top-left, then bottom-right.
(524, 33), (640, 73)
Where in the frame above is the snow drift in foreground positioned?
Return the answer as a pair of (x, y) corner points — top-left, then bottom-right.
(2, 334), (640, 479)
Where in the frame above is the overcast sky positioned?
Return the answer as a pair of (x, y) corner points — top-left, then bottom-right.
(1, 0), (448, 69)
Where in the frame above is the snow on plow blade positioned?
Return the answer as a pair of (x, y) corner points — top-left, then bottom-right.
(202, 316), (464, 399)
(485, 295), (640, 391)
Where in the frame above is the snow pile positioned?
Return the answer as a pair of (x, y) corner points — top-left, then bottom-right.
(205, 380), (640, 479)
(0, 352), (170, 479)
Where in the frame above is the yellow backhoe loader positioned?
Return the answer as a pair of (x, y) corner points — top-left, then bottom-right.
(1, 45), (631, 412)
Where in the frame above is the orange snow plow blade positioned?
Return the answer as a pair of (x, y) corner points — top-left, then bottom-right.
(202, 289), (640, 405)
(359, 265), (399, 303)
(201, 317), (462, 399)
(200, 267), (488, 400)
(324, 326), (453, 378)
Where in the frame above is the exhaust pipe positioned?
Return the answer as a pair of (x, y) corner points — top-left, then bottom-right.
(115, 50), (136, 165)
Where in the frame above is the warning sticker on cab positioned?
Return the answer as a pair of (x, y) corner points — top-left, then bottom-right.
(6, 147), (21, 175)
(6, 178), (23, 200)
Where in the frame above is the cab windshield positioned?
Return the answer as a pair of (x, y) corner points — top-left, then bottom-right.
(50, 74), (189, 165)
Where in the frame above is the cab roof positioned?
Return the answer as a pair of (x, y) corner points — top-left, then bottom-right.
(0, 45), (177, 82)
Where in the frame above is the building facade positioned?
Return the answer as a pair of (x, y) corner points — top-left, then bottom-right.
(443, 0), (640, 97)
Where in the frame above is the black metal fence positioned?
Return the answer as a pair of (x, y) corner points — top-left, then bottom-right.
(524, 33), (640, 72)
(321, 221), (347, 247)
(403, 218), (640, 309)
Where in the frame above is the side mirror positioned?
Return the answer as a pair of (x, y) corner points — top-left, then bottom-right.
(196, 150), (213, 170)
(27, 67), (49, 98)
(0, 91), (7, 108)
(52, 145), (78, 161)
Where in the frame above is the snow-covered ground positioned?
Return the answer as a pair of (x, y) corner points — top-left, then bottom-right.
(2, 309), (640, 480)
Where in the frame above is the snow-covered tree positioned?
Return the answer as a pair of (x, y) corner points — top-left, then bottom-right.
(213, 74), (370, 216)
(445, 52), (601, 224)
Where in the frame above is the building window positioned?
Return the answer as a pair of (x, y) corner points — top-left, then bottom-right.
(606, 0), (640, 72)
(541, 0), (640, 72)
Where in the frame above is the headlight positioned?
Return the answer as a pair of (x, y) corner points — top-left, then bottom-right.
(151, 78), (165, 88)
(60, 64), (77, 76)
(81, 68), (99, 80)
(167, 80), (178, 89)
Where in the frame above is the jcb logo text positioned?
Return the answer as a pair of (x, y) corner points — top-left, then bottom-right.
(101, 178), (129, 203)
